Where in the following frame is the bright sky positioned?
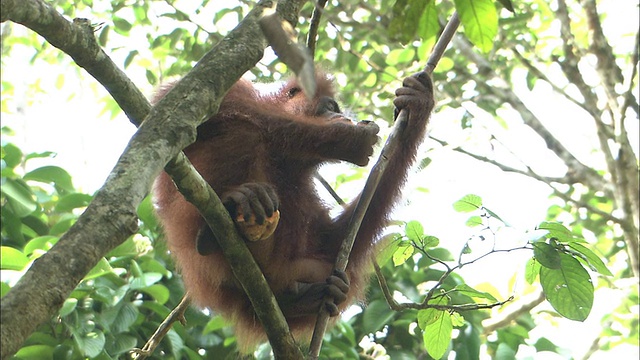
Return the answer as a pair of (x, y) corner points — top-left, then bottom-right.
(1, 1), (638, 359)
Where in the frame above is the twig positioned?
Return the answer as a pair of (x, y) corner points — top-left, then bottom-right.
(482, 291), (545, 333)
(306, 0), (328, 55)
(308, 12), (460, 359)
(374, 261), (513, 312)
(315, 173), (345, 206)
(131, 295), (191, 359)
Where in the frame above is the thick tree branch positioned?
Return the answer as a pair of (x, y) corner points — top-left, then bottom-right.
(581, 0), (624, 113)
(581, 0), (640, 275)
(0, 0), (308, 358)
(620, 31), (640, 118)
(557, 0), (639, 275)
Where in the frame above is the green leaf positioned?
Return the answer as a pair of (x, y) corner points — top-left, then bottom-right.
(535, 337), (560, 352)
(450, 312), (465, 327)
(537, 222), (575, 243)
(59, 298), (78, 317)
(375, 233), (402, 266)
(113, 17), (132, 34)
(140, 256), (172, 277)
(417, 0), (439, 43)
(139, 284), (170, 304)
(24, 151), (55, 162)
(1, 207), (25, 245)
(83, 258), (113, 281)
(422, 235), (439, 248)
(24, 166), (74, 193)
(203, 316), (228, 334)
(418, 308), (440, 328)
(453, 284), (498, 302)
(55, 193), (93, 212)
(465, 215), (483, 227)
(405, 220), (424, 241)
(453, 194), (482, 212)
(2, 178), (37, 217)
(98, 25), (110, 47)
(568, 242), (613, 276)
(130, 272), (163, 289)
(524, 257), (540, 284)
(74, 330), (105, 358)
(124, 50), (138, 69)
(393, 243), (414, 266)
(14, 345), (54, 360)
(145, 69), (158, 85)
(497, 0), (515, 12)
(107, 236), (139, 258)
(532, 242), (561, 269)
(1, 282), (10, 297)
(362, 299), (395, 334)
(454, 0), (499, 52)
(423, 310), (452, 359)
(540, 253), (594, 321)
(388, 0), (431, 43)
(1, 246), (29, 270)
(109, 334), (138, 356)
(495, 342), (516, 359)
(166, 329), (184, 356)
(107, 302), (139, 334)
(24, 236), (58, 256)
(386, 48), (415, 66)
(2, 142), (23, 169)
(483, 206), (506, 224)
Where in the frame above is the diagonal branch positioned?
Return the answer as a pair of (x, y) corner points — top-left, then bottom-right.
(482, 291), (545, 334)
(308, 12), (461, 359)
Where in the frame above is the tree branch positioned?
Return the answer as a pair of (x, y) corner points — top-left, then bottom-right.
(482, 291), (545, 334)
(374, 260), (514, 313)
(309, 12), (461, 358)
(131, 295), (191, 359)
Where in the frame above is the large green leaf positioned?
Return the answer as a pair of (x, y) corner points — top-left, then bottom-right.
(540, 253), (594, 321)
(453, 284), (498, 302)
(388, 0), (432, 43)
(568, 242), (612, 276)
(453, 194), (482, 213)
(2, 178), (37, 217)
(24, 166), (74, 193)
(537, 222), (576, 243)
(1, 246), (29, 270)
(423, 310), (452, 359)
(362, 299), (395, 334)
(532, 242), (561, 269)
(454, 0), (498, 52)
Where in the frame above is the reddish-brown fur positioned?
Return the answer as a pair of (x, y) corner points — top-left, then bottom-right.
(152, 71), (434, 350)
